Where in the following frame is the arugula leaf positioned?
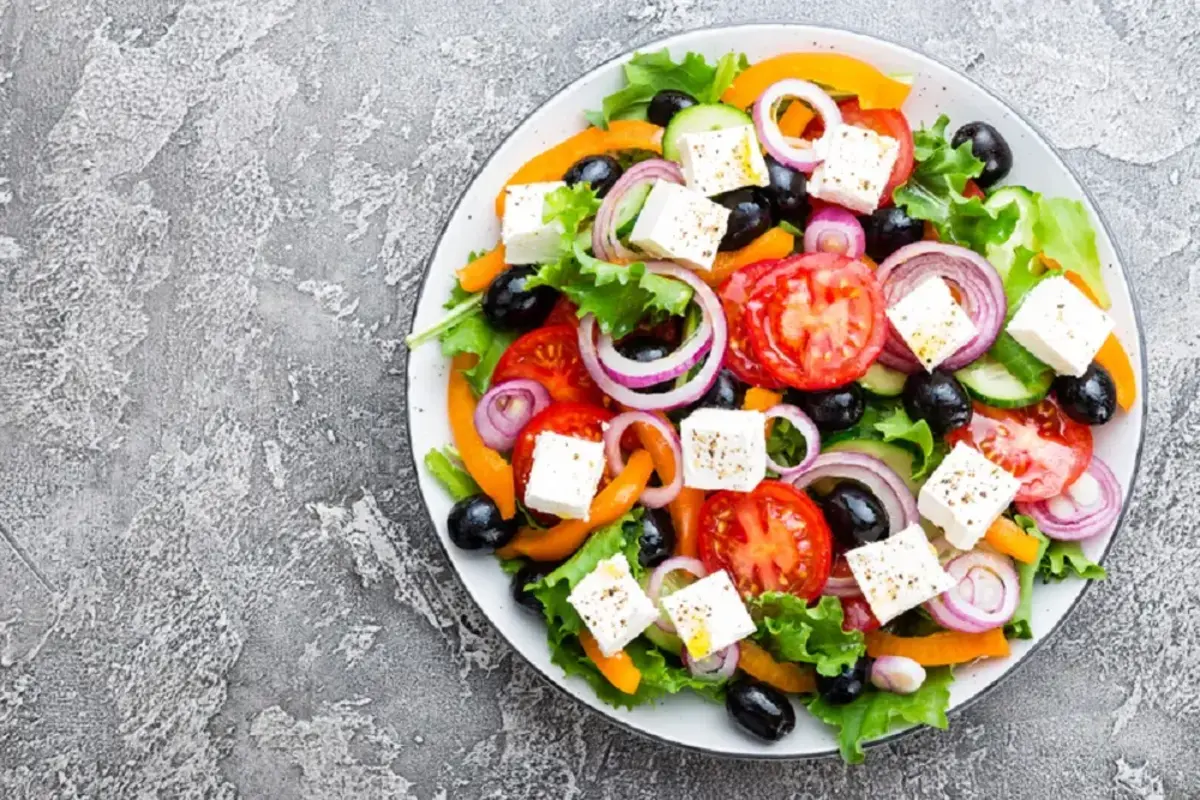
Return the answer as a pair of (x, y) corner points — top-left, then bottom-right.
(1040, 540), (1107, 581)
(806, 667), (954, 763)
(748, 594), (866, 677)
(1006, 514), (1052, 639)
(1036, 196), (1109, 307)
(423, 447), (480, 502)
(586, 49), (749, 129)
(873, 405), (944, 479)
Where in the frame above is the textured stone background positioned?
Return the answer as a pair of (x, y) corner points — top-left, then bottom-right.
(0, 0), (1196, 797)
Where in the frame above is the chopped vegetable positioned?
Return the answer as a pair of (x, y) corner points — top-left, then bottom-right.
(1064, 270), (1136, 410)
(984, 516), (1042, 564)
(704, 227), (796, 287)
(456, 244), (507, 293)
(423, 447), (480, 501)
(448, 355), (516, 519)
(864, 628), (1010, 665)
(747, 593), (866, 677)
(743, 387), (784, 412)
(723, 52), (911, 110)
(1005, 514), (1052, 639)
(669, 487), (704, 558)
(580, 631), (642, 694)
(586, 49), (749, 129)
(738, 640), (817, 694)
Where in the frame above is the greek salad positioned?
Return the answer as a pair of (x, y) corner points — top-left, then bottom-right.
(406, 47), (1133, 762)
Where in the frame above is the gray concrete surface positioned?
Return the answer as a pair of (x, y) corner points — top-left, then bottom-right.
(0, 0), (1196, 797)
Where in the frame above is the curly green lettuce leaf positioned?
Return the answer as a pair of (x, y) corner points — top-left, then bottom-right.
(1040, 540), (1107, 581)
(806, 667), (953, 763)
(585, 49), (749, 128)
(1036, 196), (1109, 307)
(747, 594), (865, 677)
(1005, 514), (1106, 639)
(433, 311), (516, 395)
(1005, 514), (1052, 639)
(872, 405), (944, 479)
(549, 636), (726, 709)
(423, 447), (479, 502)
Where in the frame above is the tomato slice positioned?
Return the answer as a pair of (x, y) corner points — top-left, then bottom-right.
(543, 297), (580, 327)
(511, 402), (615, 522)
(963, 179), (986, 201)
(946, 399), (1093, 502)
(838, 99), (914, 206)
(840, 596), (882, 633)
(492, 324), (603, 404)
(718, 259), (786, 389)
(698, 481), (832, 600)
(743, 253), (887, 390)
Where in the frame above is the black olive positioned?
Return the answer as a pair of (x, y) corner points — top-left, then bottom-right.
(563, 155), (623, 198)
(860, 207), (924, 262)
(647, 89), (698, 127)
(787, 384), (865, 432)
(902, 371), (972, 436)
(698, 368), (746, 409)
(818, 483), (890, 549)
(726, 679), (796, 741)
(816, 658), (870, 706)
(511, 562), (554, 614)
(714, 188), (774, 251)
(447, 495), (518, 550)
(760, 156), (809, 228)
(638, 508), (676, 568)
(1053, 363), (1117, 425)
(951, 121), (1013, 188)
(482, 265), (558, 332)
(615, 334), (676, 394)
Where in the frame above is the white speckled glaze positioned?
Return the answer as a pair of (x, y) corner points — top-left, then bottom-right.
(406, 25), (1145, 757)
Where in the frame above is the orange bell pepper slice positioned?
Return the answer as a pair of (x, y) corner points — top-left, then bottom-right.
(777, 101), (815, 138)
(743, 387), (783, 413)
(456, 245), (507, 294)
(865, 628), (1010, 666)
(739, 640), (817, 694)
(494, 120), (663, 217)
(580, 631), (642, 694)
(722, 53), (911, 111)
(670, 488), (705, 558)
(704, 227), (796, 287)
(1062, 270), (1136, 411)
(497, 450), (654, 561)
(984, 517), (1041, 565)
(448, 355), (516, 519)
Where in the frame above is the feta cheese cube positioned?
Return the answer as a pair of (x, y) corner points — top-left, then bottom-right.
(919, 443), (1021, 550)
(845, 524), (956, 625)
(523, 431), (606, 520)
(1006, 275), (1114, 377)
(628, 181), (730, 271)
(660, 570), (757, 660)
(677, 125), (771, 196)
(886, 277), (979, 371)
(807, 123), (900, 214)
(567, 554), (660, 657)
(502, 182), (566, 265)
(680, 408), (767, 492)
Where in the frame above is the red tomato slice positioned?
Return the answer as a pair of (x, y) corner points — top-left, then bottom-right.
(492, 324), (604, 405)
(840, 596), (881, 633)
(838, 99), (915, 206)
(963, 179), (986, 201)
(543, 297), (580, 327)
(743, 253), (887, 390)
(718, 259), (786, 389)
(698, 481), (832, 600)
(511, 402), (614, 523)
(946, 399), (1093, 502)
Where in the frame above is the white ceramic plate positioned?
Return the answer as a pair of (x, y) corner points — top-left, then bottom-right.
(405, 24), (1146, 758)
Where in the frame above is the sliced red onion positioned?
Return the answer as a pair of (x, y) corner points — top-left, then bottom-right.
(789, 452), (918, 534)
(762, 404), (820, 477)
(804, 206), (866, 258)
(1016, 456), (1121, 541)
(646, 556), (707, 633)
(592, 159), (684, 262)
(472, 379), (551, 451)
(870, 656), (927, 694)
(753, 79), (843, 174)
(925, 550), (1020, 633)
(577, 263), (727, 411)
(875, 241), (1007, 373)
(683, 642), (739, 680)
(597, 318), (713, 388)
(822, 573), (862, 599)
(602, 411), (683, 508)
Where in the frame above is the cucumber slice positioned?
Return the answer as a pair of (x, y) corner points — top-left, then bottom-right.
(824, 439), (919, 493)
(662, 103), (754, 161)
(613, 181), (652, 239)
(637, 568), (694, 657)
(956, 355), (1051, 408)
(857, 363), (907, 397)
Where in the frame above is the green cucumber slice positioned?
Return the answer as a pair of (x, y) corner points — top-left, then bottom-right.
(857, 363), (907, 397)
(662, 103), (754, 162)
(956, 355), (1051, 408)
(614, 181), (652, 239)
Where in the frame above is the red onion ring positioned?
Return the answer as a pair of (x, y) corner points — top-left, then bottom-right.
(925, 549), (1020, 633)
(1016, 456), (1121, 541)
(577, 263), (727, 411)
(602, 411), (683, 508)
(592, 159), (685, 263)
(753, 79), (843, 174)
(789, 452), (918, 534)
(646, 556), (707, 632)
(762, 404), (820, 477)
(472, 379), (551, 451)
(804, 206), (866, 258)
(875, 241), (1007, 373)
(597, 318), (713, 388)
(822, 573), (863, 599)
(870, 656), (926, 694)
(683, 642), (740, 680)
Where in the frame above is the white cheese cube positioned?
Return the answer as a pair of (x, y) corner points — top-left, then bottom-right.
(677, 124), (771, 196)
(807, 123), (900, 214)
(523, 431), (605, 521)
(628, 181), (730, 271)
(660, 570), (757, 660)
(919, 443), (1021, 550)
(845, 524), (956, 625)
(502, 182), (566, 265)
(1006, 275), (1114, 377)
(886, 277), (979, 371)
(567, 554), (660, 657)
(680, 408), (766, 492)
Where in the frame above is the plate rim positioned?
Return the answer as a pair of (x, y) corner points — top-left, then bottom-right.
(401, 21), (1148, 760)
